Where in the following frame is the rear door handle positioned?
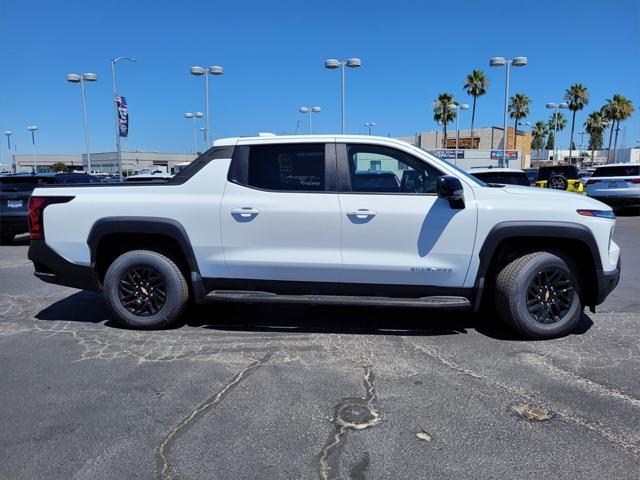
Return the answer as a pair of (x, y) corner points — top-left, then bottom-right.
(231, 207), (260, 217)
(346, 209), (377, 218)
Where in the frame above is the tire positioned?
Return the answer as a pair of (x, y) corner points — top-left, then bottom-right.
(103, 250), (189, 329)
(547, 175), (568, 190)
(495, 252), (582, 339)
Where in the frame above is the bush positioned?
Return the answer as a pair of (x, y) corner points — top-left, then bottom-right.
(51, 162), (68, 173)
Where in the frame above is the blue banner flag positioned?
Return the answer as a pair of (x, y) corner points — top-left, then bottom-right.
(117, 96), (129, 138)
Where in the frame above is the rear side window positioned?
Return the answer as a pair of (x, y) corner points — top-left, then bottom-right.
(244, 143), (327, 191)
(592, 165), (640, 177)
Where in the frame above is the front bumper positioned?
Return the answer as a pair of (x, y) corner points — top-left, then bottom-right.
(28, 239), (101, 292)
(593, 258), (621, 306)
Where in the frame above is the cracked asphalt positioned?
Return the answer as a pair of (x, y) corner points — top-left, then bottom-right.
(0, 216), (638, 479)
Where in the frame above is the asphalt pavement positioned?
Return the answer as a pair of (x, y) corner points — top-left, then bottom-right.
(0, 216), (638, 479)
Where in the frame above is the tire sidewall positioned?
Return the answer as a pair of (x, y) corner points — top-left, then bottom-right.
(509, 254), (582, 338)
(104, 251), (186, 329)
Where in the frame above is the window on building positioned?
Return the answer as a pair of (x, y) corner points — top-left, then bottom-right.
(246, 143), (326, 191)
(346, 144), (443, 194)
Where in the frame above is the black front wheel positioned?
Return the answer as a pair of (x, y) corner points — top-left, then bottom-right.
(104, 250), (189, 329)
(495, 252), (582, 339)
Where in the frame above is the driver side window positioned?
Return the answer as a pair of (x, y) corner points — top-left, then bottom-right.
(346, 144), (443, 194)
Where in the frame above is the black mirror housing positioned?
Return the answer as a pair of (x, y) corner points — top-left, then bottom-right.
(437, 175), (465, 209)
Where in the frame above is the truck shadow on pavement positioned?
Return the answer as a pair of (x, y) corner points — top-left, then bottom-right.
(35, 291), (594, 341)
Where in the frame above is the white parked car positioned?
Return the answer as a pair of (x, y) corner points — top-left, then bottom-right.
(469, 167), (531, 187)
(27, 135), (620, 339)
(585, 163), (640, 210)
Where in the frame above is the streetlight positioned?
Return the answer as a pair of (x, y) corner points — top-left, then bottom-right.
(190, 65), (223, 148)
(490, 56), (527, 166)
(324, 57), (361, 134)
(111, 56), (136, 181)
(451, 104), (469, 164)
(26, 126), (38, 172)
(67, 72), (97, 172)
(546, 101), (569, 164)
(578, 130), (587, 164)
(3, 131), (14, 173)
(184, 112), (203, 155)
(364, 122), (376, 135)
(298, 106), (321, 134)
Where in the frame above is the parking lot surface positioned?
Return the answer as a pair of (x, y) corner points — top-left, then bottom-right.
(0, 217), (639, 479)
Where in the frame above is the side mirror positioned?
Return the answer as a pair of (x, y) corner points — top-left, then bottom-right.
(437, 175), (465, 209)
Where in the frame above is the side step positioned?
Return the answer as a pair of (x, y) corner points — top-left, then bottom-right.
(205, 290), (471, 309)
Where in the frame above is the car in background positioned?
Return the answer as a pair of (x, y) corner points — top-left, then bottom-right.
(469, 167), (531, 186)
(585, 163), (640, 212)
(0, 173), (100, 243)
(523, 168), (538, 186)
(579, 170), (593, 185)
(124, 172), (173, 182)
(535, 165), (584, 193)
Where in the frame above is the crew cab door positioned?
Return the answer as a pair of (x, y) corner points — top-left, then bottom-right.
(220, 140), (342, 283)
(336, 142), (477, 287)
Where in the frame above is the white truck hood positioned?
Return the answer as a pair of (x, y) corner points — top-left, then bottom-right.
(501, 184), (610, 209)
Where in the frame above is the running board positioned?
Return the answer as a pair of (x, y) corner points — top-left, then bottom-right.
(205, 290), (471, 309)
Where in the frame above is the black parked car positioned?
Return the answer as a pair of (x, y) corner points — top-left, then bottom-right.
(0, 173), (101, 243)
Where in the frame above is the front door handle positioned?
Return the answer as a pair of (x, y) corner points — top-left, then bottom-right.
(346, 209), (377, 218)
(231, 207), (260, 217)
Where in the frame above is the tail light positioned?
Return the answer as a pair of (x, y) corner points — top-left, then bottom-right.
(630, 178), (640, 184)
(28, 196), (74, 240)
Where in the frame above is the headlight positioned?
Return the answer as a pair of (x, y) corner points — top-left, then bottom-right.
(577, 209), (616, 219)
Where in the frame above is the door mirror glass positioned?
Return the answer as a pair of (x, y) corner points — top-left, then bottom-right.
(437, 176), (465, 209)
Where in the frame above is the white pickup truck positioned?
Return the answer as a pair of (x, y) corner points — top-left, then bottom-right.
(27, 135), (621, 339)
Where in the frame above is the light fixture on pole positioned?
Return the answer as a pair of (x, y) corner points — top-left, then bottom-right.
(67, 72), (97, 172)
(26, 126), (38, 172)
(184, 112), (203, 155)
(111, 56), (136, 181)
(298, 106), (321, 134)
(3, 131), (14, 173)
(450, 104), (469, 164)
(546, 101), (569, 164)
(190, 65), (223, 149)
(364, 122), (376, 135)
(324, 57), (361, 134)
(489, 56), (527, 167)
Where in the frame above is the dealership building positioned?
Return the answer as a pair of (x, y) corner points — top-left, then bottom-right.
(2, 150), (196, 174)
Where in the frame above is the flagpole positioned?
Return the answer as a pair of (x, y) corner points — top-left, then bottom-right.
(111, 57), (135, 182)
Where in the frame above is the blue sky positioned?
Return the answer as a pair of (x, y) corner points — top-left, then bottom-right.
(1, 0), (639, 156)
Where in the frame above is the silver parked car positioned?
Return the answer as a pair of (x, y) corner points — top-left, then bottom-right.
(585, 164), (640, 211)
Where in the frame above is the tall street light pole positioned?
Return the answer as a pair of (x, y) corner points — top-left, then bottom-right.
(490, 56), (527, 167)
(184, 112), (203, 155)
(3, 131), (14, 173)
(298, 106), (321, 134)
(199, 127), (207, 150)
(546, 102), (569, 165)
(111, 56), (136, 181)
(190, 65), (223, 149)
(451, 104), (469, 165)
(67, 72), (97, 172)
(364, 122), (376, 135)
(324, 58), (361, 134)
(27, 126), (38, 172)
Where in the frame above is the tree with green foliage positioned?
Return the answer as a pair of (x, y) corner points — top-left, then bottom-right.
(584, 110), (607, 163)
(545, 130), (555, 151)
(51, 162), (68, 172)
(508, 93), (531, 150)
(433, 93), (457, 148)
(602, 94), (634, 163)
(463, 70), (489, 149)
(564, 83), (589, 163)
(531, 120), (548, 165)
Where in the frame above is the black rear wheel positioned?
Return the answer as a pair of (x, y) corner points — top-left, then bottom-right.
(104, 250), (189, 329)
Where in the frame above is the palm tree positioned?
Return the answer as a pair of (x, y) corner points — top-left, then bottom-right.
(584, 111), (607, 166)
(433, 93), (457, 149)
(603, 95), (635, 163)
(463, 70), (488, 149)
(564, 83), (589, 164)
(531, 120), (548, 166)
(508, 93), (531, 150)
